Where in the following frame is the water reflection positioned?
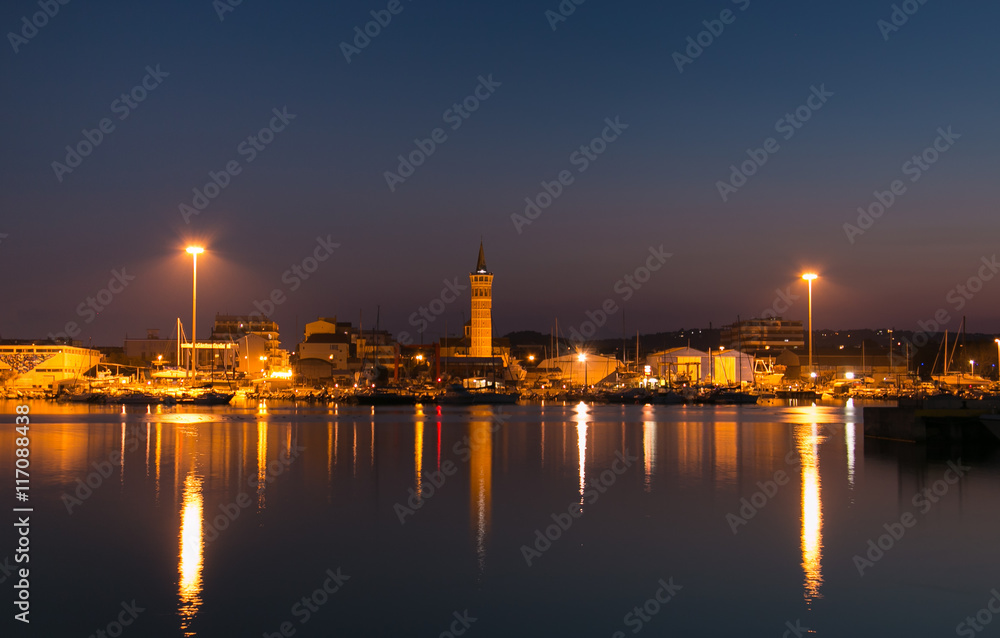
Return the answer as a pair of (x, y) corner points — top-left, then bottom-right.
(574, 403), (588, 503)
(120, 423), (126, 486)
(846, 423), (856, 490)
(643, 419), (656, 492)
(178, 472), (204, 637)
(256, 422), (267, 509)
(469, 420), (492, 580)
(415, 421), (424, 501)
(797, 423), (824, 605)
(714, 421), (738, 488)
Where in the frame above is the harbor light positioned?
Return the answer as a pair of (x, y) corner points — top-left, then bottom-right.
(185, 246), (205, 378)
(801, 273), (818, 380)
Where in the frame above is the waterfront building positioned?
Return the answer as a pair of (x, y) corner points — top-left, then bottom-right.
(211, 314), (289, 377)
(430, 243), (512, 381)
(296, 318), (353, 380)
(535, 353), (620, 387)
(722, 317), (804, 354)
(124, 329), (178, 364)
(0, 343), (103, 390)
(469, 242), (493, 358)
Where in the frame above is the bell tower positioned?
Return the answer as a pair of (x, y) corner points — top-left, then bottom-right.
(469, 242), (493, 358)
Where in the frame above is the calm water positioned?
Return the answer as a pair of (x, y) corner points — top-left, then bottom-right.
(2, 399), (1000, 637)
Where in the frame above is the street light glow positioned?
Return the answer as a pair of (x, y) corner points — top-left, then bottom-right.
(802, 273), (818, 382)
(186, 246), (204, 255)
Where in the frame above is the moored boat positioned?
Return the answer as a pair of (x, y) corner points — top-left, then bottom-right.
(436, 384), (519, 405)
(351, 388), (417, 406)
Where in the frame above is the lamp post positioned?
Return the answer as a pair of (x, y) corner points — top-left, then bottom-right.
(995, 338), (1000, 381)
(888, 328), (894, 380)
(970, 360), (975, 377)
(578, 352), (587, 392)
(801, 273), (818, 382)
(186, 246), (204, 378)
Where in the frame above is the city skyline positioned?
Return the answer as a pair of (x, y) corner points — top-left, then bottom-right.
(2, 0), (999, 344)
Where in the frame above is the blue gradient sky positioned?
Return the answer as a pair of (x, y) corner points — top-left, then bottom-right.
(1, 0), (998, 346)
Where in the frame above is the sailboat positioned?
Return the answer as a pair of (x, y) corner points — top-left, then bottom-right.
(351, 307), (416, 405)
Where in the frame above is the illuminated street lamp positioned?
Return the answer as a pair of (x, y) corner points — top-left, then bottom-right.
(186, 246), (204, 378)
(970, 360), (976, 377)
(801, 273), (818, 380)
(995, 339), (1000, 380)
(578, 352), (588, 391)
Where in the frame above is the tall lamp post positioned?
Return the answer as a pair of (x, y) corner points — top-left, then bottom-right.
(186, 246), (204, 378)
(578, 352), (588, 392)
(994, 338), (1000, 381)
(801, 273), (818, 382)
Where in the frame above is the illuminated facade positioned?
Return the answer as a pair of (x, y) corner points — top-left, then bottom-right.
(0, 344), (103, 390)
(469, 242), (493, 358)
(722, 317), (804, 353)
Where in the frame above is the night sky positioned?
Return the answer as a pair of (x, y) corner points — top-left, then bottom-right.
(2, 0), (998, 347)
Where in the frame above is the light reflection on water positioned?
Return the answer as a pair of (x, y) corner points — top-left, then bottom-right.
(797, 423), (824, 606)
(4, 400), (1000, 637)
(178, 472), (204, 637)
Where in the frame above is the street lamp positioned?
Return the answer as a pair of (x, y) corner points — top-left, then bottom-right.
(186, 246), (204, 378)
(801, 273), (818, 381)
(578, 352), (588, 391)
(995, 339), (1000, 380)
(970, 360), (975, 377)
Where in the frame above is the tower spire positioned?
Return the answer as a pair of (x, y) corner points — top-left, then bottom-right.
(476, 241), (487, 273)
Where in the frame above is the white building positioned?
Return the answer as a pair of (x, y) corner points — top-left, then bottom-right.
(646, 347), (753, 385)
(536, 353), (620, 387)
(0, 344), (103, 390)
